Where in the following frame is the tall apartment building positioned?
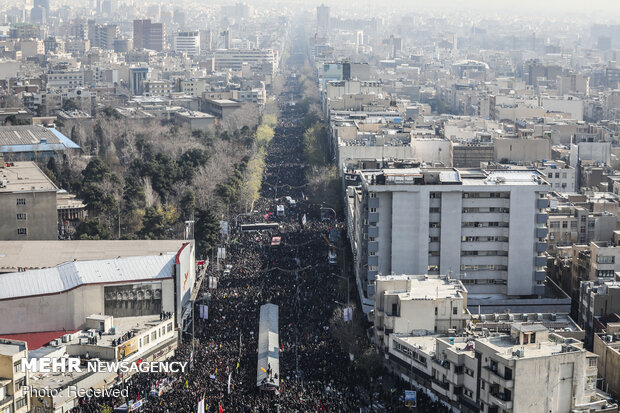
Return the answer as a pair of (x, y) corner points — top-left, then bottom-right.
(129, 67), (150, 96)
(347, 168), (550, 307)
(46, 70), (84, 90)
(212, 49), (276, 76)
(0, 339), (29, 413)
(594, 324), (620, 401)
(387, 326), (615, 413)
(579, 279), (620, 347)
(316, 4), (330, 36)
(133, 19), (165, 52)
(373, 274), (468, 350)
(174, 31), (200, 56)
(0, 161), (59, 240)
(547, 207), (616, 253)
(91, 24), (118, 50)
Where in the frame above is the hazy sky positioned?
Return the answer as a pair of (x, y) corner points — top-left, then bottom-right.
(306, 0), (620, 16)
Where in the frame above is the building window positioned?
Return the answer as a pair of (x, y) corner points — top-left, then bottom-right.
(16, 198), (26, 205)
(14, 377), (25, 392)
(15, 397), (26, 409)
(151, 331), (157, 341)
(16, 213), (26, 220)
(453, 307), (458, 315)
(167, 322), (173, 332)
(16, 228), (27, 235)
(589, 358), (597, 367)
(369, 208), (377, 213)
(13, 360), (21, 373)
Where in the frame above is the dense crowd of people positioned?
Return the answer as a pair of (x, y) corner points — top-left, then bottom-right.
(66, 75), (451, 413)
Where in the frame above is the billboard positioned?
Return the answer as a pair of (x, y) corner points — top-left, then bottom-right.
(175, 242), (196, 318)
(117, 336), (138, 360)
(104, 282), (162, 317)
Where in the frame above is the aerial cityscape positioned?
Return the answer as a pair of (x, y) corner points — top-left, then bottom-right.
(1, 0), (620, 412)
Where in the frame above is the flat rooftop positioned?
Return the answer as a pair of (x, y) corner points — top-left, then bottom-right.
(0, 125), (61, 146)
(393, 334), (438, 356)
(0, 340), (26, 355)
(0, 161), (58, 192)
(470, 313), (581, 332)
(378, 275), (465, 299)
(30, 316), (172, 390)
(0, 240), (188, 273)
(361, 168), (547, 187)
(0, 126), (79, 152)
(480, 335), (563, 358)
(176, 110), (215, 119)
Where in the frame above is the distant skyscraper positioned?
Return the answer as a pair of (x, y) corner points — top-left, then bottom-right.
(316, 4), (329, 36)
(129, 67), (149, 95)
(30, 6), (46, 24)
(200, 30), (212, 52)
(92, 24), (118, 50)
(221, 29), (231, 49)
(173, 9), (185, 27)
(34, 0), (49, 14)
(174, 31), (200, 55)
(133, 19), (166, 51)
(101, 0), (117, 17)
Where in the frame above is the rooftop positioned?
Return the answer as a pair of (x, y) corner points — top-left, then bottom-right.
(0, 254), (176, 300)
(0, 240), (187, 273)
(0, 331), (78, 351)
(393, 334), (438, 356)
(0, 339), (27, 355)
(361, 167), (547, 187)
(377, 274), (466, 299)
(175, 110), (215, 119)
(479, 333), (584, 359)
(0, 161), (58, 192)
(0, 126), (79, 153)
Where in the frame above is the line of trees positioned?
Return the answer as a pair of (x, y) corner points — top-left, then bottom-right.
(41, 105), (279, 258)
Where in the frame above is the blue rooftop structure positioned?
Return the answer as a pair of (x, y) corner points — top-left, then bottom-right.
(0, 125), (81, 160)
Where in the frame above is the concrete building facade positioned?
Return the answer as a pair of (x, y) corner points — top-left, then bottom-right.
(0, 161), (59, 240)
(347, 168), (549, 307)
(0, 339), (29, 413)
(387, 326), (615, 413)
(374, 274), (468, 350)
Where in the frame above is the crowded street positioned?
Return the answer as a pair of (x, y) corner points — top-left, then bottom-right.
(64, 38), (450, 413)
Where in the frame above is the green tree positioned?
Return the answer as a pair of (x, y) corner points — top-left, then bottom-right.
(82, 158), (110, 183)
(62, 99), (79, 112)
(139, 206), (168, 239)
(75, 219), (111, 240)
(179, 189), (196, 220)
(122, 175), (146, 212)
(194, 208), (219, 258)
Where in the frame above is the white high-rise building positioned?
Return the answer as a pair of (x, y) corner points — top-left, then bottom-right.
(174, 31), (200, 56)
(347, 167), (550, 307)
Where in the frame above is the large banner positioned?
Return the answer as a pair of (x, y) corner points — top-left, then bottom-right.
(104, 282), (162, 317)
(117, 336), (139, 360)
